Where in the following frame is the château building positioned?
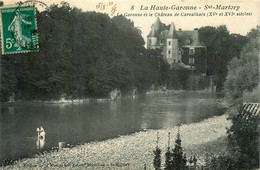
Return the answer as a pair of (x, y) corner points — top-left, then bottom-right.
(147, 17), (207, 73)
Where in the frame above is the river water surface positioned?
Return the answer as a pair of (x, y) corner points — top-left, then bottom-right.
(0, 92), (226, 165)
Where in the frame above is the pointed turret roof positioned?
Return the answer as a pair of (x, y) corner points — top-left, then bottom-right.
(167, 22), (177, 38)
(147, 17), (163, 37)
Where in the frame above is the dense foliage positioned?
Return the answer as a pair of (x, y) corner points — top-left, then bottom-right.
(224, 27), (259, 104)
(215, 26), (259, 169)
(199, 26), (248, 91)
(0, 2), (169, 101)
(227, 106), (259, 169)
(0, 1), (256, 102)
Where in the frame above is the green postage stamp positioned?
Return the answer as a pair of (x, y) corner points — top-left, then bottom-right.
(0, 5), (38, 54)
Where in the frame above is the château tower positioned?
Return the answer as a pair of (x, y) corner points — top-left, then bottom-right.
(147, 17), (207, 72)
(166, 22), (181, 65)
(147, 17), (163, 49)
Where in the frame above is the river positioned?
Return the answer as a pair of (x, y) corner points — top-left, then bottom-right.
(0, 92), (226, 165)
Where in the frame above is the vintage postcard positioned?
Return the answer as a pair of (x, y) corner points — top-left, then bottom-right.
(0, 0), (259, 169)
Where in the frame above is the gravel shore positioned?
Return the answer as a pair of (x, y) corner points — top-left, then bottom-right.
(3, 114), (231, 169)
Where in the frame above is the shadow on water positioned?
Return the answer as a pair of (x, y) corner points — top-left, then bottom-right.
(0, 92), (226, 166)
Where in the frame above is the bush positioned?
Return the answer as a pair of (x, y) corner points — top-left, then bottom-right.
(243, 85), (259, 103)
(227, 104), (259, 169)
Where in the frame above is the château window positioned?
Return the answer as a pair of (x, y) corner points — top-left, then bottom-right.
(178, 60), (180, 63)
(189, 57), (195, 64)
(189, 48), (195, 55)
(168, 41), (171, 46)
(174, 59), (176, 63)
(168, 50), (171, 58)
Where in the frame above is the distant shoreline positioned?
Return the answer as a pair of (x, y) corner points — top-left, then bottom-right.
(3, 114), (231, 169)
(0, 97), (114, 108)
(0, 90), (225, 108)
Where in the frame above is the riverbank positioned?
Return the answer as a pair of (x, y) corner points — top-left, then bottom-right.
(0, 95), (129, 107)
(0, 89), (227, 108)
(146, 89), (225, 95)
(0, 98), (106, 107)
(3, 114), (231, 169)
(1, 90), (225, 108)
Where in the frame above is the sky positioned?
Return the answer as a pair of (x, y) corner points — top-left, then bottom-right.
(4, 0), (260, 43)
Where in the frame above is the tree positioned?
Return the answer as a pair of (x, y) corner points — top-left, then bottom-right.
(110, 57), (135, 95)
(153, 132), (162, 170)
(228, 34), (248, 59)
(247, 25), (260, 40)
(164, 147), (172, 170)
(111, 15), (145, 56)
(1, 2), (165, 102)
(132, 49), (167, 94)
(199, 25), (247, 91)
(154, 146), (162, 170)
(0, 55), (17, 102)
(87, 57), (115, 97)
(224, 26), (260, 169)
(165, 132), (172, 170)
(224, 37), (259, 104)
(171, 128), (187, 170)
